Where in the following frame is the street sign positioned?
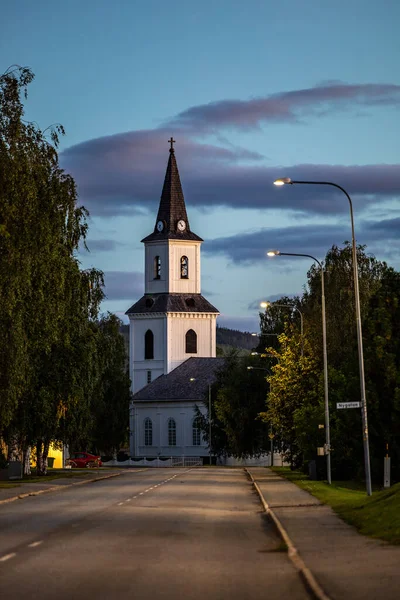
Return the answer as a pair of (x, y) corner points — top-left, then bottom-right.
(268, 433), (275, 440)
(336, 402), (361, 409)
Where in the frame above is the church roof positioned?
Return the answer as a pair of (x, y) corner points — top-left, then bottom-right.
(141, 141), (203, 243)
(126, 293), (219, 315)
(132, 357), (226, 402)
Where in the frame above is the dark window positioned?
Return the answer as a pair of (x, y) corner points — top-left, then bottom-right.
(185, 329), (197, 354)
(144, 418), (153, 446)
(145, 297), (154, 308)
(145, 330), (154, 359)
(180, 256), (189, 279)
(192, 418), (201, 446)
(154, 256), (161, 279)
(168, 418), (176, 446)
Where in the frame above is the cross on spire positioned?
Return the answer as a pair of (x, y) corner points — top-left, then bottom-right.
(168, 137), (176, 152)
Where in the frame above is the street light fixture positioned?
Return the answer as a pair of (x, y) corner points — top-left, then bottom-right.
(272, 177), (372, 495)
(260, 301), (304, 356)
(268, 249), (331, 485)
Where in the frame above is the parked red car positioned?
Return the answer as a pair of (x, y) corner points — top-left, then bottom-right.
(66, 452), (102, 468)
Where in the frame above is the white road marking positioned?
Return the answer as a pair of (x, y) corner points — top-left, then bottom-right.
(139, 492), (143, 495)
(0, 553), (16, 562)
(118, 502), (124, 505)
(133, 496), (137, 499)
(28, 541), (43, 548)
(127, 499), (131, 502)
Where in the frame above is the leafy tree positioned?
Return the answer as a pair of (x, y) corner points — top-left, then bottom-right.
(0, 66), (104, 474)
(90, 313), (131, 456)
(211, 353), (270, 458)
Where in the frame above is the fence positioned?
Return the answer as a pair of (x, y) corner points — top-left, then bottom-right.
(102, 457), (203, 468)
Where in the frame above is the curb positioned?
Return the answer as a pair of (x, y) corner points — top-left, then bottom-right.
(245, 468), (332, 600)
(0, 471), (125, 506)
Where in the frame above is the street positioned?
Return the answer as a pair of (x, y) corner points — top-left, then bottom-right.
(0, 468), (308, 600)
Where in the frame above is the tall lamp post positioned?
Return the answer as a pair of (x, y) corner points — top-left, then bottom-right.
(260, 301), (304, 356)
(273, 177), (372, 495)
(267, 249), (331, 485)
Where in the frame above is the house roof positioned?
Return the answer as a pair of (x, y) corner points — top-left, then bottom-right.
(133, 357), (226, 402)
(141, 143), (203, 243)
(126, 293), (219, 315)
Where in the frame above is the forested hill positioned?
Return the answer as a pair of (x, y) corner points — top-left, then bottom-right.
(216, 326), (255, 350)
(119, 325), (255, 352)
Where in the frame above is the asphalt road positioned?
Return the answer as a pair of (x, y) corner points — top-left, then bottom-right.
(0, 468), (308, 600)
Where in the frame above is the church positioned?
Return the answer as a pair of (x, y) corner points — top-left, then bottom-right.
(126, 140), (224, 459)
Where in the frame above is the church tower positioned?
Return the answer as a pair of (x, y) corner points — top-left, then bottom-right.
(126, 140), (219, 394)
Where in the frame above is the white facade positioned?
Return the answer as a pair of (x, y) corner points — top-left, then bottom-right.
(145, 240), (201, 295)
(132, 402), (208, 457)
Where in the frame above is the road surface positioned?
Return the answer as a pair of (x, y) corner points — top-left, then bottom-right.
(0, 468), (308, 599)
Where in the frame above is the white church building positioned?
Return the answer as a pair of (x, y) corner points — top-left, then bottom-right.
(126, 140), (224, 460)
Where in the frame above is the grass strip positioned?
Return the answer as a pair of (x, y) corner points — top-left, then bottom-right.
(272, 467), (400, 545)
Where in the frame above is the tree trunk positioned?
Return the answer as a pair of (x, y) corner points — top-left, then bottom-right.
(36, 440), (46, 476)
(42, 439), (50, 476)
(7, 434), (20, 462)
(23, 446), (32, 476)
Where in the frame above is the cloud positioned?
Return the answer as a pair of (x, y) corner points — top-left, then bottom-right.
(203, 216), (400, 265)
(168, 82), (400, 132)
(61, 128), (400, 219)
(60, 81), (400, 218)
(103, 271), (143, 301)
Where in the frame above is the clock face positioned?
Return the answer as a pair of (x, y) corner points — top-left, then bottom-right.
(177, 219), (186, 231)
(156, 220), (164, 232)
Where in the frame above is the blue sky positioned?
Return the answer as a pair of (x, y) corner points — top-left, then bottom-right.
(3, 0), (400, 331)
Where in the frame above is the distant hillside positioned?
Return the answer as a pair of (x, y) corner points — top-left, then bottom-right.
(216, 326), (255, 351)
(119, 324), (256, 357)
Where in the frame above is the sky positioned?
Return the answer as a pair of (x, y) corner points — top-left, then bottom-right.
(3, 0), (400, 332)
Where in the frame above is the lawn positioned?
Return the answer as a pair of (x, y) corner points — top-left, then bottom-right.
(272, 467), (400, 545)
(0, 469), (102, 488)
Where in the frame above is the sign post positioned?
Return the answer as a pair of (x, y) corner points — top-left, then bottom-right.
(336, 402), (361, 409)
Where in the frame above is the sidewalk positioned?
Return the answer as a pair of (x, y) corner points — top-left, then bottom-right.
(247, 467), (400, 600)
(0, 470), (124, 505)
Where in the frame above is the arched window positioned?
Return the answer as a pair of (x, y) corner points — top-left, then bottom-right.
(192, 417), (201, 446)
(185, 329), (197, 354)
(180, 255), (189, 279)
(154, 255), (161, 279)
(144, 418), (153, 446)
(145, 329), (154, 359)
(168, 418), (176, 446)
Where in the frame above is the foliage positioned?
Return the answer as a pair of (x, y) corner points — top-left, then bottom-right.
(0, 67), (129, 474)
(258, 244), (400, 482)
(90, 313), (131, 455)
(195, 351), (270, 458)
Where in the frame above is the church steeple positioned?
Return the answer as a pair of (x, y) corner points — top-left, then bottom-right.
(141, 139), (203, 243)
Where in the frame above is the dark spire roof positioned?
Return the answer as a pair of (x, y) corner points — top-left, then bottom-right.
(141, 141), (203, 243)
(126, 293), (219, 316)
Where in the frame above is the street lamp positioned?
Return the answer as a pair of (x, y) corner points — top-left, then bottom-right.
(190, 377), (212, 465)
(260, 301), (304, 356)
(273, 178), (372, 495)
(268, 249), (331, 485)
